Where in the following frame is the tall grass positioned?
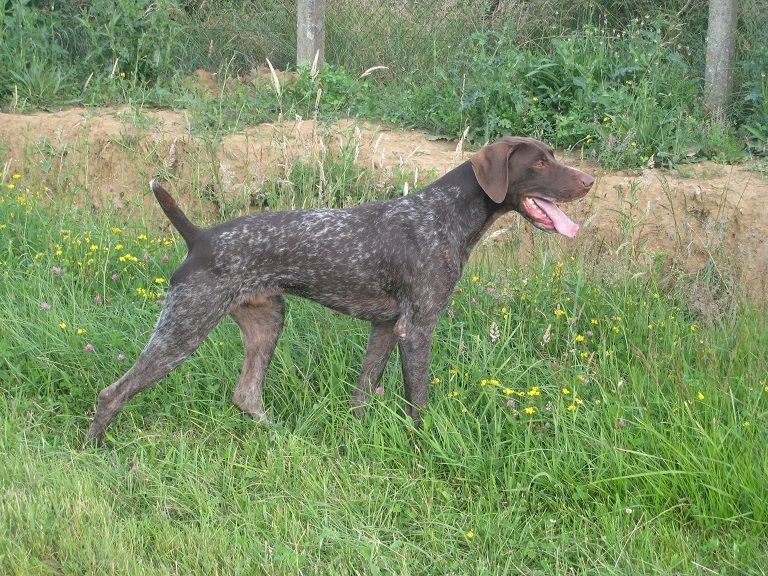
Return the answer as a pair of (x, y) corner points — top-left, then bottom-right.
(2, 145), (767, 573)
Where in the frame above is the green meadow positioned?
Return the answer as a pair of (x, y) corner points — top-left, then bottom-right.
(1, 163), (766, 573)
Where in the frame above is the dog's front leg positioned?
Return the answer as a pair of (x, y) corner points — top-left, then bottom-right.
(395, 314), (438, 426)
(351, 320), (398, 418)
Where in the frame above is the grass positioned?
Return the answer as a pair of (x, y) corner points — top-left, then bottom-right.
(2, 153), (768, 574)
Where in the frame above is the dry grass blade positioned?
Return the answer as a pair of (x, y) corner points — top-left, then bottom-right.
(310, 50), (320, 81)
(265, 58), (282, 98)
(453, 126), (470, 167)
(359, 66), (389, 79)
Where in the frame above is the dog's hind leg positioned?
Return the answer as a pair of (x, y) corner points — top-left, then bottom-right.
(230, 295), (285, 424)
(87, 281), (231, 443)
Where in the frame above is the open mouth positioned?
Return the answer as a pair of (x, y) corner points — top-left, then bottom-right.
(521, 196), (580, 238)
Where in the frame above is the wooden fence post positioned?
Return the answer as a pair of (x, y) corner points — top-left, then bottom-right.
(297, 0), (326, 67)
(704, 0), (737, 122)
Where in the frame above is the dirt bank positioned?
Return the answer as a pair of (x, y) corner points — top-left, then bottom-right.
(2, 106), (767, 303)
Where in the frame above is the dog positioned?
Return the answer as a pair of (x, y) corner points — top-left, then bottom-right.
(87, 136), (593, 442)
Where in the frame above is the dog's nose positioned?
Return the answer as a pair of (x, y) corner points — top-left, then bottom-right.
(581, 173), (595, 189)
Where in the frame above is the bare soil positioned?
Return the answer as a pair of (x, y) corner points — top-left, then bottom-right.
(2, 106), (767, 302)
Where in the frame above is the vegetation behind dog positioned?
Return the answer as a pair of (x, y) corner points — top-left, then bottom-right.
(1, 0), (767, 167)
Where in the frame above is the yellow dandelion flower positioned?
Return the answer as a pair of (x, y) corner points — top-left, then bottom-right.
(554, 307), (565, 317)
(524, 406), (536, 415)
(503, 388), (514, 396)
(528, 386), (541, 397)
(590, 318), (599, 325)
(567, 404), (577, 412)
(12, 173), (21, 180)
(697, 392), (704, 401)
(432, 377), (441, 385)
(562, 387), (570, 395)
(448, 368), (458, 376)
(59, 322), (67, 330)
(466, 531), (475, 539)
(154, 277), (165, 285)
(575, 334), (585, 343)
(76, 328), (86, 335)
(471, 275), (480, 283)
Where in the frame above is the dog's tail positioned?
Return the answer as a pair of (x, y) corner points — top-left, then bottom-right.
(150, 178), (200, 250)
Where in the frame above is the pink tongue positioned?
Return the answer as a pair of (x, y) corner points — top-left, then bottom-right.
(534, 198), (580, 238)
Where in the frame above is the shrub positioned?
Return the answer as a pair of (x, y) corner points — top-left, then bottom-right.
(73, 0), (185, 95)
(0, 0), (73, 105)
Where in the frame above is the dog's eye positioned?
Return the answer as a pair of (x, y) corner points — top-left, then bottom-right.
(534, 159), (547, 169)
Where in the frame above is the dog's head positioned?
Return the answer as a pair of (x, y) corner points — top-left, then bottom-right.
(470, 136), (594, 237)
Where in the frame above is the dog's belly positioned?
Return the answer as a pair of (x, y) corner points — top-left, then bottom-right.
(287, 285), (400, 322)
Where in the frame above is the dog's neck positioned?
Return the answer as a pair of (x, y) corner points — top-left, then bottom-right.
(420, 161), (512, 261)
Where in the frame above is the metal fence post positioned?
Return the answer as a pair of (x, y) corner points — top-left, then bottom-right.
(297, 0), (326, 67)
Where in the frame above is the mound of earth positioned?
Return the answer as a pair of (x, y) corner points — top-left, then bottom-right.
(2, 106), (767, 304)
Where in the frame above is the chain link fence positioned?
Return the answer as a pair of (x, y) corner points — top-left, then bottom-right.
(178, 0), (716, 77)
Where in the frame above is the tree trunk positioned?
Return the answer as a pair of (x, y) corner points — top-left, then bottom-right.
(704, 0), (738, 122)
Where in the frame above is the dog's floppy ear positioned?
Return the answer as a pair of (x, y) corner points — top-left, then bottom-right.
(470, 138), (518, 203)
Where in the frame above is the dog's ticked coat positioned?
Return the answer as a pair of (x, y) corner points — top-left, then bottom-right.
(88, 136), (593, 442)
